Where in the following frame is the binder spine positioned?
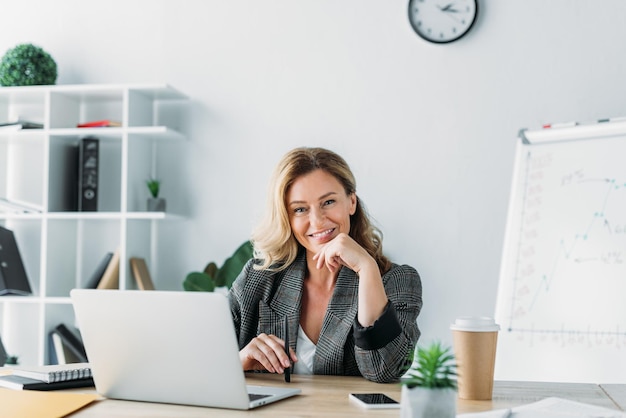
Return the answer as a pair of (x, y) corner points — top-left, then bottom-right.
(78, 137), (99, 212)
(0, 226), (32, 295)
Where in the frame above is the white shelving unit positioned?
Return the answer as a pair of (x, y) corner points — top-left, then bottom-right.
(0, 84), (188, 366)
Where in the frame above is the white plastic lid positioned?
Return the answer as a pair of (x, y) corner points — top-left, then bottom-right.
(450, 316), (500, 332)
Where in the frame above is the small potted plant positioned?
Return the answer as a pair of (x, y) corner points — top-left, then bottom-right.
(400, 341), (457, 418)
(0, 43), (57, 86)
(4, 354), (19, 365)
(146, 178), (166, 212)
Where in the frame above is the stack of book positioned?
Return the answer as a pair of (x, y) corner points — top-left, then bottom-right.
(0, 118), (43, 131)
(84, 250), (155, 291)
(0, 363), (93, 391)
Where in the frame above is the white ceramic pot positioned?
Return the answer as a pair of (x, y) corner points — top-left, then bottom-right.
(400, 386), (457, 418)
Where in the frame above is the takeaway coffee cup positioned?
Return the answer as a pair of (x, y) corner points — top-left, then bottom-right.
(450, 317), (500, 400)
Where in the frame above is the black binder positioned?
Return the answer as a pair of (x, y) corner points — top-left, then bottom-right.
(0, 225), (32, 296)
(0, 335), (8, 366)
(77, 137), (99, 211)
(51, 324), (88, 363)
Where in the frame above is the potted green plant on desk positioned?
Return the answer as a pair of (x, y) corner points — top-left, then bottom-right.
(400, 341), (457, 418)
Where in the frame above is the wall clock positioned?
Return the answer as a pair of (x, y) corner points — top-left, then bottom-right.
(408, 0), (478, 44)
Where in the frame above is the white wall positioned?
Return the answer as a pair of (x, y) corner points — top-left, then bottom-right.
(3, 0), (626, 351)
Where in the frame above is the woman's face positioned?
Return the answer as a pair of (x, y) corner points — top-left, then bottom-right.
(286, 169), (356, 255)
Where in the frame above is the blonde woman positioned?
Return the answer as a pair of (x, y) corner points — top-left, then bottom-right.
(229, 147), (422, 383)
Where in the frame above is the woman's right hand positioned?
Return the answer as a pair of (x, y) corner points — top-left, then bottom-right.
(239, 333), (297, 373)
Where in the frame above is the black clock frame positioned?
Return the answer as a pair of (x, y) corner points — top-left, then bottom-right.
(407, 0), (479, 44)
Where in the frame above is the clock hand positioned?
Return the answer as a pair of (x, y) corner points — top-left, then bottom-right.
(443, 11), (462, 23)
(438, 3), (461, 13)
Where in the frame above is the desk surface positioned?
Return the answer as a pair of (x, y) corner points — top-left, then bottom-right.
(68, 375), (625, 417)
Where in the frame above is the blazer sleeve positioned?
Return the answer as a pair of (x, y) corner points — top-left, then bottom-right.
(353, 264), (423, 383)
(228, 259), (258, 350)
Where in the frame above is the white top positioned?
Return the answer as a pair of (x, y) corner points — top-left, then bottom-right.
(293, 325), (316, 375)
(450, 316), (500, 332)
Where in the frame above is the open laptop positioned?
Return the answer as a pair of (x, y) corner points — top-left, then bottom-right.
(70, 289), (300, 409)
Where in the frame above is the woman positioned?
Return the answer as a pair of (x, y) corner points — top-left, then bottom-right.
(228, 147), (422, 383)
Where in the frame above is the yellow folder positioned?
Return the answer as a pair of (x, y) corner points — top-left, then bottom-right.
(0, 388), (99, 418)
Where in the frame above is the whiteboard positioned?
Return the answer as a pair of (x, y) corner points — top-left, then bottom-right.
(494, 122), (626, 383)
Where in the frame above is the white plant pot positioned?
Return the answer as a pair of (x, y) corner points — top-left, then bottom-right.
(400, 386), (457, 418)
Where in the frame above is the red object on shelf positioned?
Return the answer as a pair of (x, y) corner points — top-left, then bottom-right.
(77, 120), (122, 128)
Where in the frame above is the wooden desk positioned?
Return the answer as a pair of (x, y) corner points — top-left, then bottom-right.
(69, 375), (625, 417)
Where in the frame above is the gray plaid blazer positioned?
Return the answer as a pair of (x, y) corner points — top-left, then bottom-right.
(228, 251), (422, 383)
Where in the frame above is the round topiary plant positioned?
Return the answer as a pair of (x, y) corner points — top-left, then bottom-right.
(0, 43), (57, 86)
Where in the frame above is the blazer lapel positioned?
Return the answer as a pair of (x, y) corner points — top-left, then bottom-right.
(259, 253), (307, 347)
(313, 266), (359, 375)
(256, 253), (359, 372)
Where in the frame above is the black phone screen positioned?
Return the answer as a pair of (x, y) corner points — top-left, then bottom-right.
(351, 393), (399, 405)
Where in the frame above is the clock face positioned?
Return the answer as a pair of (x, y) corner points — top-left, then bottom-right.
(408, 0), (478, 44)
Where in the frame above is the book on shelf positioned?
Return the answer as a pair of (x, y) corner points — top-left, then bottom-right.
(77, 137), (99, 212)
(0, 335), (8, 366)
(47, 332), (58, 365)
(0, 118), (43, 131)
(0, 197), (43, 214)
(96, 249), (120, 290)
(76, 119), (121, 128)
(8, 362), (91, 383)
(129, 257), (156, 290)
(50, 332), (85, 365)
(0, 374), (94, 391)
(84, 252), (114, 289)
(0, 225), (32, 296)
(50, 324), (88, 363)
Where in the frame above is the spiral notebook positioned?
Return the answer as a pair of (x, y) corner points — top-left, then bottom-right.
(8, 362), (91, 383)
(0, 374), (94, 391)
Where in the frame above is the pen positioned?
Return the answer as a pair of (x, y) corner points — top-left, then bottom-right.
(284, 316), (291, 383)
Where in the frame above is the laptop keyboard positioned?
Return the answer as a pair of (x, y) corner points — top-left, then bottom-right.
(249, 393), (272, 402)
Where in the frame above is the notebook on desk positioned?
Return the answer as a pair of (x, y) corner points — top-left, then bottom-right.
(70, 289), (300, 410)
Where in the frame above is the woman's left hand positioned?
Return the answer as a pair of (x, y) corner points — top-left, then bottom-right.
(312, 233), (375, 274)
(313, 233), (388, 327)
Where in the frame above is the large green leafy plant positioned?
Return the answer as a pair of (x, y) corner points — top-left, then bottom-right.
(183, 241), (253, 291)
(0, 43), (57, 86)
(402, 341), (457, 389)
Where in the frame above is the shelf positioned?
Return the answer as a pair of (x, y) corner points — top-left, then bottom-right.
(0, 83), (188, 366)
(0, 296), (71, 305)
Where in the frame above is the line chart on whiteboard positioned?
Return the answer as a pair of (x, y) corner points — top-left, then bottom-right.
(497, 137), (626, 348)
(495, 126), (626, 383)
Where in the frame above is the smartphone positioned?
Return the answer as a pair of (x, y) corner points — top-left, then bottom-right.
(349, 393), (400, 409)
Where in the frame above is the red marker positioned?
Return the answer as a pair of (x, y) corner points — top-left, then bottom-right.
(542, 121), (577, 129)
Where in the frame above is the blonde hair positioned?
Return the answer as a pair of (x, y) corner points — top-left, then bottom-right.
(252, 147), (391, 273)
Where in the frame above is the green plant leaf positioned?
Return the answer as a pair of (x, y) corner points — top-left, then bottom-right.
(203, 261), (218, 278)
(184, 241), (253, 292)
(183, 271), (215, 292)
(0, 43), (57, 86)
(214, 241), (253, 288)
(146, 179), (160, 198)
(401, 341), (457, 389)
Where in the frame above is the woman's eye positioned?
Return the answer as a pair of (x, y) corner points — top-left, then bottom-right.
(323, 199), (335, 206)
(293, 207), (307, 214)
